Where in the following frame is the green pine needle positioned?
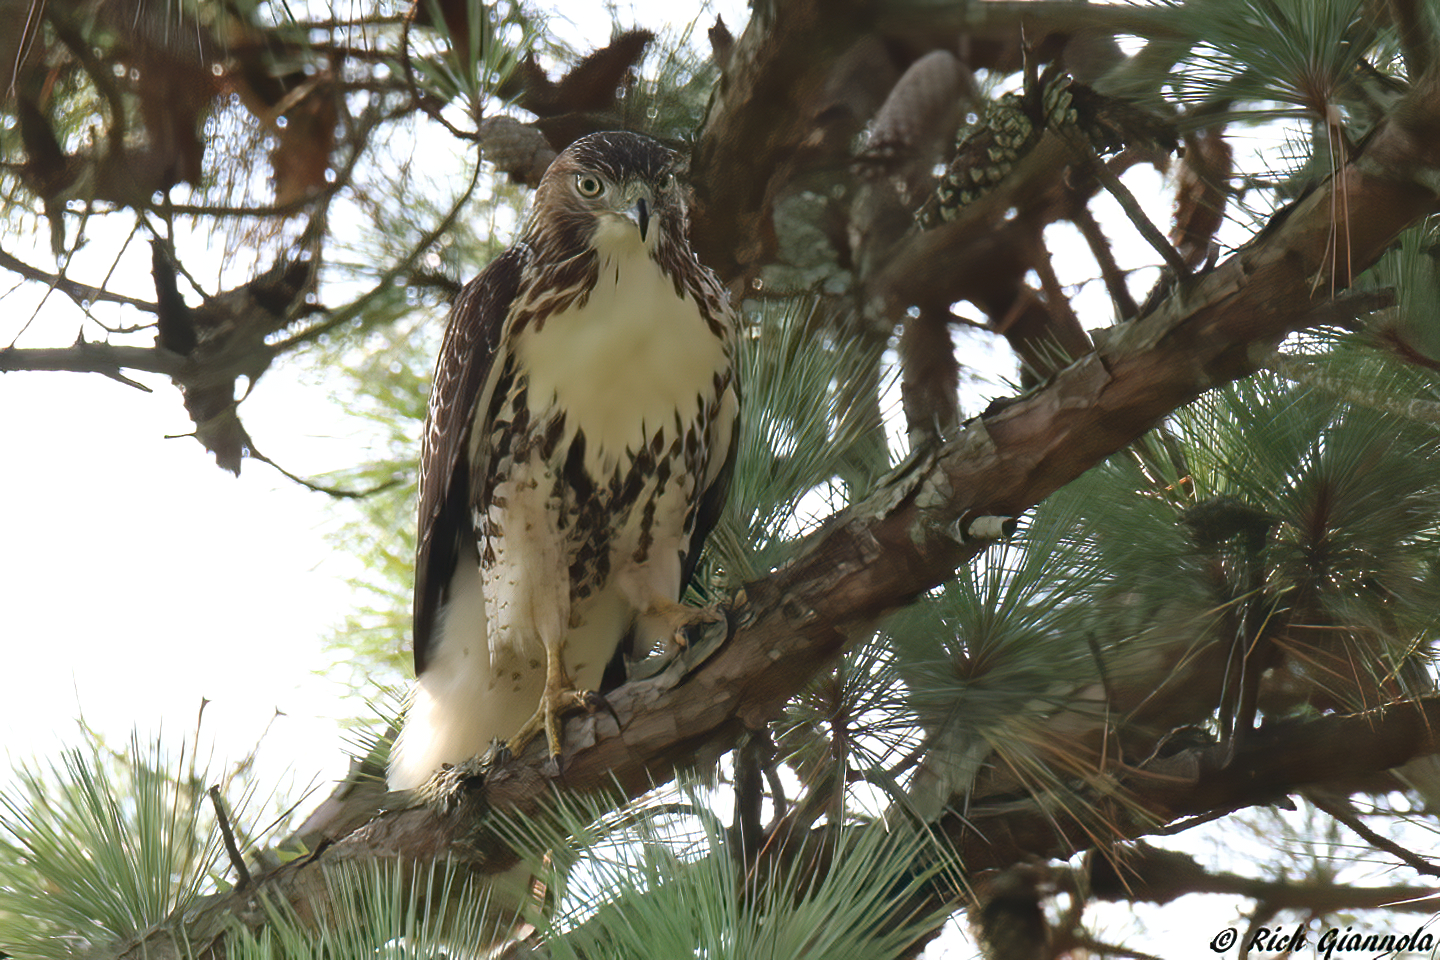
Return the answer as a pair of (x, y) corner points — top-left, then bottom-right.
(225, 858), (514, 959)
(494, 776), (955, 960)
(700, 298), (892, 590)
(1169, 0), (1375, 120)
(0, 732), (228, 959)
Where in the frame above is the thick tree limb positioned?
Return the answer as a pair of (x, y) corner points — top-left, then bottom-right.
(96, 62), (1440, 960)
(690, 0), (875, 281)
(946, 696), (1440, 874)
(1388, 0), (1434, 80)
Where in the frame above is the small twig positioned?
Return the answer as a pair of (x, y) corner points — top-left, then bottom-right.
(763, 760), (788, 831)
(0, 248), (159, 315)
(91, 218), (149, 308)
(883, 742), (927, 782)
(1154, 806), (1235, 836)
(149, 101), (400, 223)
(1070, 934), (1165, 960)
(1308, 791), (1440, 878)
(269, 153), (483, 352)
(1069, 132), (1190, 276)
(1071, 203), (1140, 319)
(96, 366), (153, 392)
(90, 320), (153, 335)
(248, 445), (404, 499)
(1032, 232), (1084, 332)
(208, 786), (253, 890)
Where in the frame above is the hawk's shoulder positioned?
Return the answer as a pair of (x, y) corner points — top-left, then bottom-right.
(413, 242), (529, 671)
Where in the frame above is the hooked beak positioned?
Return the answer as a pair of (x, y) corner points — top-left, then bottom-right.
(633, 197), (650, 242)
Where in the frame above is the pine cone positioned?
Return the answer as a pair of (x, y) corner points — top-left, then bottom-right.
(478, 116), (557, 187)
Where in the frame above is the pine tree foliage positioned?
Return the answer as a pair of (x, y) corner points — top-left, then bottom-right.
(0, 732), (235, 959)
(1169, 0), (1377, 121)
(223, 858), (510, 959)
(702, 297), (892, 590)
(1282, 221), (1440, 420)
(886, 366), (1440, 816)
(494, 778), (957, 960)
(888, 497), (1111, 819)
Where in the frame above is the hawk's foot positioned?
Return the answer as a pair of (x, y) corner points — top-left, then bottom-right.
(647, 595), (726, 655)
(584, 688), (620, 728)
(506, 683), (596, 762)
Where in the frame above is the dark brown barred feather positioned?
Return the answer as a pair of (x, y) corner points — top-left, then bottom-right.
(412, 244), (526, 670)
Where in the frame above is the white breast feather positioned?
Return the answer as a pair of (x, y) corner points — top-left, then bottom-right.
(516, 219), (729, 477)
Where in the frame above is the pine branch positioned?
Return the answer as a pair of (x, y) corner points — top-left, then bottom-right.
(1091, 839), (1440, 911)
(103, 686), (1440, 960)
(0, 248), (160, 314)
(927, 698), (1440, 909)
(1076, 135), (1191, 274)
(1071, 203), (1140, 319)
(0, 340), (183, 379)
(1306, 792), (1440, 879)
(1265, 345), (1440, 426)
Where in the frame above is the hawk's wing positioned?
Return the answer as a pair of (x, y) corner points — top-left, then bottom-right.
(680, 392), (739, 597)
(413, 244), (528, 674)
(677, 275), (741, 600)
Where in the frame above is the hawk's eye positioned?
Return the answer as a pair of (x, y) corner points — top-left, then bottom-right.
(575, 175), (604, 198)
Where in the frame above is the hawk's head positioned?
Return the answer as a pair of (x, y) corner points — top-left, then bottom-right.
(527, 131), (687, 254)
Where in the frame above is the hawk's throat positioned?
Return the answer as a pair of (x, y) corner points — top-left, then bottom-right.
(514, 223), (727, 480)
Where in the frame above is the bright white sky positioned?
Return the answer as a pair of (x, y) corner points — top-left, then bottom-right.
(0, 335), (366, 794)
(0, 1), (1362, 955)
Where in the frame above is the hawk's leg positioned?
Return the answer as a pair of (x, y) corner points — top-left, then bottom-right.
(506, 643), (594, 760)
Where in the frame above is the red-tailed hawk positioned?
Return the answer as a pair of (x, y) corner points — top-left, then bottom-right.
(390, 131), (740, 790)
